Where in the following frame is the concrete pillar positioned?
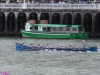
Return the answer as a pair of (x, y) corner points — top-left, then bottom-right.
(14, 12), (19, 31)
(92, 13), (96, 37)
(49, 12), (51, 24)
(4, 12), (8, 31)
(25, 12), (29, 21)
(60, 12), (63, 24)
(37, 12), (40, 24)
(81, 12), (84, 26)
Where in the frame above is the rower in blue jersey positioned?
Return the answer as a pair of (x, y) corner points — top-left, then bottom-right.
(37, 44), (44, 50)
(82, 40), (86, 48)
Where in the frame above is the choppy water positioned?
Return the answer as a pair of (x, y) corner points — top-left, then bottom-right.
(0, 38), (100, 75)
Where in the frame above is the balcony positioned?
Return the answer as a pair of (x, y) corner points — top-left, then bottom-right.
(0, 3), (99, 10)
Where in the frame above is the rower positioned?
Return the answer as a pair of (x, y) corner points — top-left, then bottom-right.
(31, 44), (37, 50)
(30, 44), (33, 49)
(46, 44), (49, 48)
(37, 44), (44, 50)
(69, 45), (72, 48)
(46, 44), (50, 51)
(37, 44), (40, 47)
(21, 43), (29, 49)
(37, 44), (40, 49)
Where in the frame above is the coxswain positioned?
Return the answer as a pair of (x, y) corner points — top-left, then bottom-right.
(82, 40), (86, 48)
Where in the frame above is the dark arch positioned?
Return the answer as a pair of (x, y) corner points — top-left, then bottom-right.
(29, 13), (38, 24)
(40, 13), (45, 20)
(94, 13), (100, 34)
(17, 12), (26, 31)
(40, 13), (49, 23)
(74, 13), (81, 25)
(62, 13), (72, 25)
(7, 12), (15, 32)
(51, 13), (60, 24)
(0, 12), (5, 32)
(83, 13), (92, 32)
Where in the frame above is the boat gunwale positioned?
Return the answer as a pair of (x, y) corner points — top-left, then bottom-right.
(21, 29), (89, 34)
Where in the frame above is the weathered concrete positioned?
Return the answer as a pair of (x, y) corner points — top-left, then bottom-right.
(0, 9), (100, 37)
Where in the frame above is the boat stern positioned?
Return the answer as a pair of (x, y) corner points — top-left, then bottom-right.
(89, 46), (98, 52)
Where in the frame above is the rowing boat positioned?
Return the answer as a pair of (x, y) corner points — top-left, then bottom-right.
(16, 43), (98, 52)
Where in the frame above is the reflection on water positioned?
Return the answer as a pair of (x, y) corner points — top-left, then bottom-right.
(0, 38), (100, 75)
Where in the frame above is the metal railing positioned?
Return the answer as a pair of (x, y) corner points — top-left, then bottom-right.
(0, 3), (100, 10)
(0, 3), (21, 9)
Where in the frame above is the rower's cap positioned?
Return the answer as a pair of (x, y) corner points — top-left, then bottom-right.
(82, 40), (85, 42)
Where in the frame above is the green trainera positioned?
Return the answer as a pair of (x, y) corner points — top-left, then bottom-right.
(20, 23), (89, 39)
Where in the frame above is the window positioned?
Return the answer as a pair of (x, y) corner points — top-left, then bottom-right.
(30, 27), (33, 29)
(72, 28), (77, 31)
(47, 27), (51, 32)
(43, 27), (46, 31)
(59, 27), (63, 31)
(35, 26), (38, 30)
(66, 27), (70, 31)
(79, 26), (83, 31)
(52, 27), (56, 31)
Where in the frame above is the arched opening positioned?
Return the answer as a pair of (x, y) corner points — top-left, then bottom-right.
(7, 12), (15, 32)
(17, 12), (26, 31)
(94, 13), (100, 37)
(62, 13), (72, 25)
(29, 13), (38, 24)
(40, 13), (49, 24)
(0, 12), (5, 32)
(51, 13), (60, 24)
(83, 13), (92, 33)
(74, 13), (81, 25)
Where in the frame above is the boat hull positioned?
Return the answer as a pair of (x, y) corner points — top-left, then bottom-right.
(76, 33), (89, 39)
(21, 30), (89, 39)
(16, 43), (98, 52)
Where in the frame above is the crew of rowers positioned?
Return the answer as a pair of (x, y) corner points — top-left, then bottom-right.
(16, 40), (87, 50)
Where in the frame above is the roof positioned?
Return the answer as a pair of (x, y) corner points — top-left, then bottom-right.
(34, 24), (83, 28)
(71, 25), (83, 28)
(34, 24), (67, 27)
(25, 23), (33, 26)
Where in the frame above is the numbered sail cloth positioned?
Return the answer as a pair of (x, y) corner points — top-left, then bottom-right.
(20, 24), (89, 39)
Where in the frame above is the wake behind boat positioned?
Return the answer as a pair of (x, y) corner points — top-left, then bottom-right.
(16, 43), (98, 52)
